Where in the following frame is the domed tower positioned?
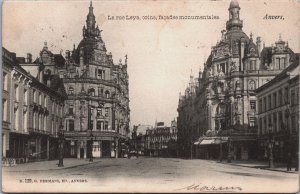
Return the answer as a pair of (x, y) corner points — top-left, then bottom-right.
(226, 0), (243, 31)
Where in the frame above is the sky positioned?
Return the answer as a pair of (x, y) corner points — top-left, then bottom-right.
(3, 0), (300, 127)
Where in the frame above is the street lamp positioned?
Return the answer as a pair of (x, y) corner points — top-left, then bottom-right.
(89, 132), (94, 162)
(268, 124), (275, 168)
(227, 136), (232, 163)
(58, 124), (65, 167)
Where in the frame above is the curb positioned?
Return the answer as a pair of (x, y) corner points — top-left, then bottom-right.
(5, 160), (102, 173)
(218, 161), (298, 174)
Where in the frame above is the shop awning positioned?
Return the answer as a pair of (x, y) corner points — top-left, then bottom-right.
(200, 139), (215, 145)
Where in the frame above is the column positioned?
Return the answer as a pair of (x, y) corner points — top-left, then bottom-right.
(115, 139), (118, 159)
(35, 137), (39, 160)
(77, 141), (80, 159)
(46, 138), (50, 160)
(84, 141), (87, 159)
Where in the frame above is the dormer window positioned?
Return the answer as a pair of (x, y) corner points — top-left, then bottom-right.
(68, 87), (74, 95)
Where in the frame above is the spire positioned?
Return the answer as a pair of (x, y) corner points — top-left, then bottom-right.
(226, 0), (243, 31)
(83, 1), (101, 38)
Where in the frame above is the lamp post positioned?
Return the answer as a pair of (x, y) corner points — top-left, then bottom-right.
(227, 136), (232, 163)
(58, 124), (65, 167)
(268, 124), (274, 168)
(89, 132), (93, 162)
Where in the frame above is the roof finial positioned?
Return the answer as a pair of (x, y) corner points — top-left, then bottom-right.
(287, 41), (289, 48)
(125, 54), (128, 65)
(90, 1), (92, 7)
(250, 32), (253, 41)
(279, 33), (282, 41)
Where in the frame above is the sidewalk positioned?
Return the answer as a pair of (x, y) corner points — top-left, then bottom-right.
(216, 160), (298, 174)
(2, 158), (102, 172)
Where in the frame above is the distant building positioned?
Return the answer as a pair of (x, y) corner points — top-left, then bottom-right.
(144, 120), (177, 157)
(256, 55), (299, 162)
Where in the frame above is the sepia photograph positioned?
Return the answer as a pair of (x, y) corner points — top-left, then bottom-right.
(1, 0), (300, 193)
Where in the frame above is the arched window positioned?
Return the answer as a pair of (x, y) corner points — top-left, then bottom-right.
(68, 120), (74, 131)
(105, 90), (110, 98)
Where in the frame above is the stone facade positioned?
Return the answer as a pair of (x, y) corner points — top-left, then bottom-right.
(38, 2), (130, 159)
(177, 0), (297, 160)
(256, 56), (299, 162)
(2, 47), (66, 164)
(144, 120), (178, 157)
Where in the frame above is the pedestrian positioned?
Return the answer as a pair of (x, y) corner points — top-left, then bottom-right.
(287, 152), (292, 171)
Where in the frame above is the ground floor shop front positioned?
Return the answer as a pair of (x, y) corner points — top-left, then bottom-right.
(2, 131), (59, 166)
(193, 136), (258, 161)
(65, 137), (128, 159)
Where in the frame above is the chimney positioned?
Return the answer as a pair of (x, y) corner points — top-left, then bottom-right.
(26, 53), (32, 63)
(256, 37), (262, 57)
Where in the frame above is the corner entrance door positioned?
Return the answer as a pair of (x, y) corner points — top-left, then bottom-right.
(102, 141), (111, 158)
(80, 148), (84, 158)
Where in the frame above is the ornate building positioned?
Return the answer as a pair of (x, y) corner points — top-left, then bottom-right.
(40, 2), (130, 159)
(144, 120), (178, 157)
(177, 0), (297, 160)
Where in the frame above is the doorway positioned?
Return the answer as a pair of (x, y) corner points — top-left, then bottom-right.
(102, 141), (111, 158)
(80, 148), (84, 158)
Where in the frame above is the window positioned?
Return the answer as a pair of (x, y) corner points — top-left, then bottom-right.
(282, 57), (286, 68)
(273, 113), (277, 132)
(68, 120), (74, 131)
(276, 58), (280, 69)
(250, 60), (256, 70)
(97, 108), (102, 117)
(2, 99), (7, 121)
(90, 120), (94, 130)
(259, 99), (262, 113)
(268, 95), (271, 110)
(263, 97), (267, 112)
(105, 90), (110, 98)
(24, 89), (28, 105)
(105, 108), (109, 117)
(69, 107), (74, 115)
(14, 84), (19, 102)
(68, 87), (74, 95)
(263, 117), (267, 134)
(278, 111), (283, 130)
(291, 115), (296, 132)
(89, 88), (95, 96)
(3, 72), (8, 91)
(291, 90), (295, 105)
(97, 69), (105, 79)
(284, 87), (289, 104)
(104, 121), (109, 130)
(259, 118), (263, 135)
(14, 108), (19, 130)
(33, 89), (36, 103)
(44, 116), (47, 131)
(220, 63), (225, 73)
(44, 95), (47, 107)
(97, 120), (103, 130)
(250, 100), (256, 111)
(273, 93), (277, 108)
(279, 90), (282, 106)
(38, 92), (42, 105)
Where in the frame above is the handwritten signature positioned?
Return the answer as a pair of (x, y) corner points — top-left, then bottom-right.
(176, 183), (242, 192)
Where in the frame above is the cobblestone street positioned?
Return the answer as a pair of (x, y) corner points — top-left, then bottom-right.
(2, 158), (298, 193)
